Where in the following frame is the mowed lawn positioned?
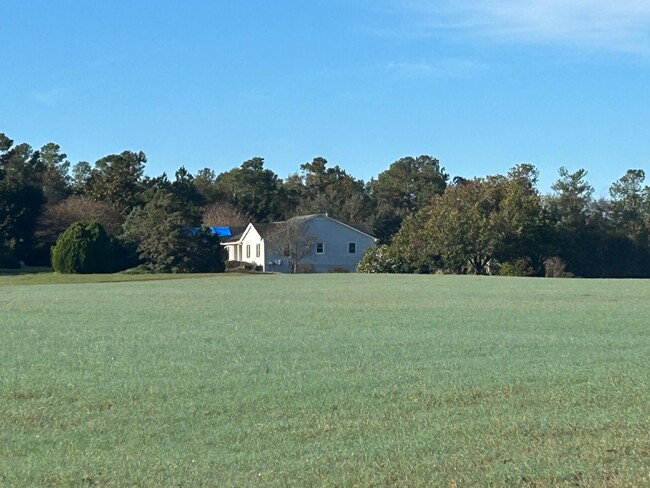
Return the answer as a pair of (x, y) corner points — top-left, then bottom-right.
(1, 274), (649, 487)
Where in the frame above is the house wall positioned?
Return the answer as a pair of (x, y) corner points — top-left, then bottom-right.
(226, 245), (238, 261)
(225, 225), (266, 269)
(266, 215), (376, 273)
(240, 227), (265, 268)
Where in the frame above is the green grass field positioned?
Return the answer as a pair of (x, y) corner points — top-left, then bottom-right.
(1, 274), (649, 487)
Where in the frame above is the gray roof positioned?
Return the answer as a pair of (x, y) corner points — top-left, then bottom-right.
(220, 226), (246, 243)
(222, 214), (375, 244)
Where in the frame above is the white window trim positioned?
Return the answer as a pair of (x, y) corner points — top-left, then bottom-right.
(316, 242), (325, 254)
(348, 242), (356, 254)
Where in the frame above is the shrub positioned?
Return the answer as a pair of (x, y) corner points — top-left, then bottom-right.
(185, 226), (226, 273)
(356, 245), (398, 273)
(51, 221), (114, 274)
(296, 263), (315, 273)
(225, 260), (259, 272)
(544, 256), (573, 278)
(499, 258), (535, 277)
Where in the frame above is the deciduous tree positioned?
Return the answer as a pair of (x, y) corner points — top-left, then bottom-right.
(266, 218), (317, 274)
(202, 202), (249, 227)
(37, 195), (124, 244)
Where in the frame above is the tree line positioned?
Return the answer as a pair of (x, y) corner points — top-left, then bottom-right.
(1, 131), (649, 276)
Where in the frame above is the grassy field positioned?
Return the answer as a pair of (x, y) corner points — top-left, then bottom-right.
(1, 274), (649, 487)
(0, 269), (247, 286)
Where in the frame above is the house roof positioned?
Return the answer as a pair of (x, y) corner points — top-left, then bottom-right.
(221, 214), (376, 245)
(289, 214), (376, 239)
(250, 222), (284, 239)
(220, 226), (246, 243)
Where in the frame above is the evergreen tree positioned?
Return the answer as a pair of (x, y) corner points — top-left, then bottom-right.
(51, 221), (114, 273)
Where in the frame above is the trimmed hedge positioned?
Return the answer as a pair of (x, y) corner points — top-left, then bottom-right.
(51, 221), (114, 274)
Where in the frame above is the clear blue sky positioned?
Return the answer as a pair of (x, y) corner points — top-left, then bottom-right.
(2, 0), (649, 195)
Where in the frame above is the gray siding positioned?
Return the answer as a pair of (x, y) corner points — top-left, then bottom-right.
(265, 215), (375, 273)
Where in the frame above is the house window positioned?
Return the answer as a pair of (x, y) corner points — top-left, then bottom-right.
(256, 244), (261, 258)
(283, 245), (290, 257)
(246, 245), (251, 258)
(348, 242), (356, 254)
(316, 242), (324, 254)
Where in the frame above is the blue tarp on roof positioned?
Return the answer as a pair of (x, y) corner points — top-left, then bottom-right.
(189, 226), (232, 236)
(208, 226), (232, 237)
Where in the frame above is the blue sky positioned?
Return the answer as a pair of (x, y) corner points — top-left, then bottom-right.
(2, 0), (649, 195)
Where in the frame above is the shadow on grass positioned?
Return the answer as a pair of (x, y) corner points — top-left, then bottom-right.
(0, 266), (52, 275)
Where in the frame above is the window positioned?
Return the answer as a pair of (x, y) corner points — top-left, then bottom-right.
(348, 242), (356, 254)
(283, 245), (290, 257)
(316, 242), (324, 254)
(256, 244), (261, 257)
(246, 245), (251, 258)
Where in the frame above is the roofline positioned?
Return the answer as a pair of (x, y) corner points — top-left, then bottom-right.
(222, 214), (377, 244)
(303, 213), (377, 240)
(221, 222), (256, 246)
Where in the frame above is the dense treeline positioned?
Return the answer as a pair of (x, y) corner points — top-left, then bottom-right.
(1, 131), (649, 276)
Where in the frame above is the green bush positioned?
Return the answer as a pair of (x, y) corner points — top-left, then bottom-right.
(356, 245), (398, 273)
(51, 221), (114, 274)
(499, 258), (535, 277)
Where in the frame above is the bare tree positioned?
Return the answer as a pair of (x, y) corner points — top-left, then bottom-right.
(202, 201), (249, 227)
(36, 195), (124, 243)
(266, 218), (317, 274)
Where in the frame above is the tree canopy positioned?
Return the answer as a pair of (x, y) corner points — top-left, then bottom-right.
(1, 129), (649, 277)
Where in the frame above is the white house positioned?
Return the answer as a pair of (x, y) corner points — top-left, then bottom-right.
(221, 214), (376, 272)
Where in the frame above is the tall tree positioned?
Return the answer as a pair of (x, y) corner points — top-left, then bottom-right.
(370, 155), (448, 213)
(0, 135), (45, 263)
(193, 167), (220, 204)
(122, 189), (223, 273)
(369, 155), (449, 242)
(85, 151), (147, 215)
(499, 164), (551, 273)
(171, 166), (205, 209)
(71, 161), (92, 194)
(37, 142), (71, 203)
(215, 157), (283, 222)
(549, 167), (594, 230)
(609, 169), (649, 243)
(295, 157), (371, 224)
(547, 167), (596, 275)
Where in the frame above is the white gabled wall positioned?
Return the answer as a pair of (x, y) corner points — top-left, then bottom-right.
(239, 225), (265, 269)
(223, 223), (266, 269)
